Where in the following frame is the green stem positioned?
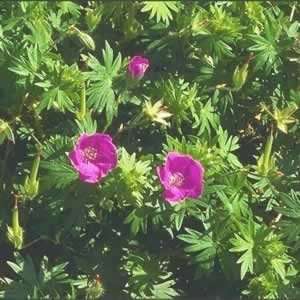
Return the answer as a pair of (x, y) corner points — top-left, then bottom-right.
(113, 111), (145, 138)
(29, 153), (40, 184)
(262, 128), (274, 174)
(12, 196), (20, 232)
(290, 3), (296, 22)
(0, 143), (11, 192)
(78, 81), (86, 120)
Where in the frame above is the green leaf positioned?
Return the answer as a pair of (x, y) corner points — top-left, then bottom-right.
(271, 258), (286, 280)
(192, 99), (220, 137)
(230, 221), (255, 280)
(238, 249), (253, 280)
(141, 1), (180, 26)
(178, 228), (216, 271)
(77, 30), (95, 51)
(84, 41), (122, 125)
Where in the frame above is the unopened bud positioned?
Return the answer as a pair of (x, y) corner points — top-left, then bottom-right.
(257, 130), (276, 176)
(69, 26), (95, 51)
(232, 63), (249, 91)
(24, 153), (40, 199)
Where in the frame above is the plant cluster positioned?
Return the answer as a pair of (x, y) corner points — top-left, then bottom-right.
(0, 1), (299, 299)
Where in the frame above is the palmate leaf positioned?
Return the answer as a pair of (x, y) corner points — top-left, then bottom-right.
(192, 99), (220, 137)
(41, 160), (77, 190)
(276, 191), (300, 245)
(8, 44), (43, 84)
(248, 34), (278, 74)
(125, 253), (179, 299)
(36, 63), (83, 113)
(178, 228), (217, 272)
(117, 148), (152, 207)
(141, 2), (180, 26)
(38, 87), (75, 113)
(230, 219), (255, 280)
(85, 41), (122, 125)
(1, 253), (74, 299)
(40, 135), (77, 189)
(57, 1), (81, 17)
(248, 11), (283, 74)
(151, 278), (179, 299)
(216, 127), (242, 168)
(25, 19), (52, 52)
(159, 78), (198, 128)
(124, 207), (151, 235)
(203, 36), (234, 58)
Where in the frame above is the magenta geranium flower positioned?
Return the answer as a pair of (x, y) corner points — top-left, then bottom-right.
(128, 55), (149, 79)
(69, 133), (117, 184)
(156, 152), (205, 203)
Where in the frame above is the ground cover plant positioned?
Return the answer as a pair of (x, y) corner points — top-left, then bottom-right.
(0, 1), (299, 299)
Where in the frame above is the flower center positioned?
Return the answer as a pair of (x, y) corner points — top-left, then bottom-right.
(83, 146), (98, 162)
(169, 172), (184, 187)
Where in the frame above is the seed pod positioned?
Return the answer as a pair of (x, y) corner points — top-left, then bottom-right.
(7, 196), (23, 249)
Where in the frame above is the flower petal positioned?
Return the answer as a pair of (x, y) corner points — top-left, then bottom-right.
(69, 132), (118, 183)
(77, 162), (102, 183)
(156, 165), (168, 185)
(68, 149), (83, 171)
(165, 152), (193, 174)
(157, 152), (205, 203)
(93, 136), (117, 169)
(128, 56), (149, 79)
(164, 189), (185, 203)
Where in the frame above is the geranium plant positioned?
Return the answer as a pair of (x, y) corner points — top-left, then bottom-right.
(0, 1), (299, 299)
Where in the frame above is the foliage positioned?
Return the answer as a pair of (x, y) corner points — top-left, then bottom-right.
(0, 1), (299, 299)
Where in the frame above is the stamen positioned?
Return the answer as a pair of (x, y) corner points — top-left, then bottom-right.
(83, 146), (98, 162)
(169, 172), (184, 187)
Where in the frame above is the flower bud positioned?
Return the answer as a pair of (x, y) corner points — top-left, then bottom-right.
(77, 31), (95, 51)
(232, 63), (249, 91)
(24, 153), (40, 199)
(69, 26), (95, 51)
(257, 130), (276, 176)
(128, 56), (149, 80)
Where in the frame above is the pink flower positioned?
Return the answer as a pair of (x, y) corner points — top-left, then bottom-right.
(69, 133), (117, 184)
(128, 55), (149, 79)
(156, 152), (205, 203)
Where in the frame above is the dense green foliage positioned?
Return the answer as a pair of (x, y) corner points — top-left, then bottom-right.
(0, 1), (299, 299)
